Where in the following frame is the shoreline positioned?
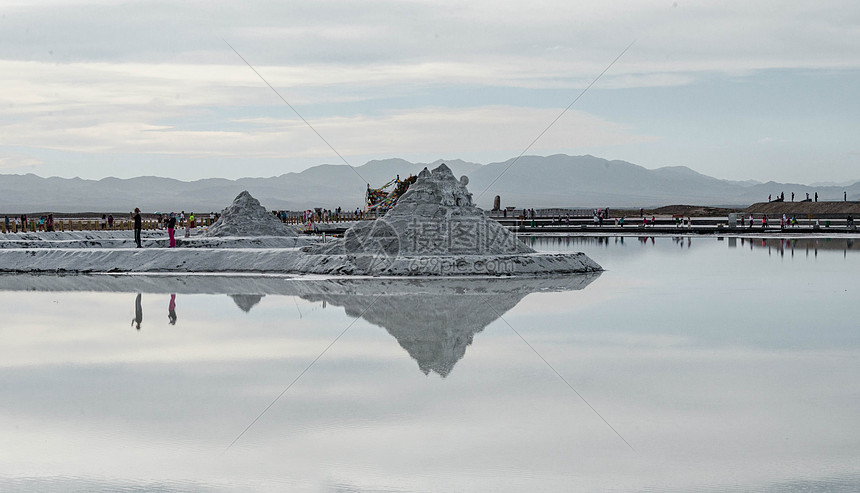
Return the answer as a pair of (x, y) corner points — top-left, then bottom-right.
(0, 231), (601, 276)
(509, 225), (859, 236)
(3, 228), (855, 276)
(518, 230), (860, 238)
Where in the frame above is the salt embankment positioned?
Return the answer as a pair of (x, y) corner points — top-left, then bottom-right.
(0, 231), (308, 249)
(0, 247), (303, 273)
(744, 201), (860, 216)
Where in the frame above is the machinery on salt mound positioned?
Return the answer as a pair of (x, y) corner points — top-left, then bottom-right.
(365, 174), (418, 213)
(292, 163), (602, 276)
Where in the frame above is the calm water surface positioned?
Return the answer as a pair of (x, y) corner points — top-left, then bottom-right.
(0, 236), (858, 492)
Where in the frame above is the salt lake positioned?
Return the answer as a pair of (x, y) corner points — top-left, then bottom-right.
(0, 235), (858, 492)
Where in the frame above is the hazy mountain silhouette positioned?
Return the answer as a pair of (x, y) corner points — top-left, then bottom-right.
(1, 155), (856, 212)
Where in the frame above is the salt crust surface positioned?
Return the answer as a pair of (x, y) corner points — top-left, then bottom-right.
(0, 231), (308, 249)
(0, 248), (597, 275)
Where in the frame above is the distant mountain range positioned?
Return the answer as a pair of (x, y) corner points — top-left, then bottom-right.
(1, 154), (857, 213)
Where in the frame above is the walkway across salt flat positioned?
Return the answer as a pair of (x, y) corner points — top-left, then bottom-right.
(509, 224), (859, 235)
(0, 229), (601, 276)
(298, 218), (859, 236)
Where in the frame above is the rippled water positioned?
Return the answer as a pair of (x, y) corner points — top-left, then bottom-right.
(0, 236), (858, 492)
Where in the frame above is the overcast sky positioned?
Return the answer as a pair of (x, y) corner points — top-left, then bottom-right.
(1, 0), (858, 184)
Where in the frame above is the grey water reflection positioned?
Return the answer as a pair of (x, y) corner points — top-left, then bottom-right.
(526, 234), (860, 257)
(736, 236), (859, 257)
(1, 273), (599, 377)
(2, 238), (860, 492)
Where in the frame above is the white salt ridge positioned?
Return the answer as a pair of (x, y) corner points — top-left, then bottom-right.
(0, 248), (304, 273)
(206, 191), (300, 237)
(0, 230), (308, 249)
(0, 248), (596, 276)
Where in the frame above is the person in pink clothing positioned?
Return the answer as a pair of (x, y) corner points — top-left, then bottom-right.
(166, 213), (177, 247)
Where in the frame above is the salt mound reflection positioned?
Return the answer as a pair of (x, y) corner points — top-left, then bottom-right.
(296, 276), (598, 376)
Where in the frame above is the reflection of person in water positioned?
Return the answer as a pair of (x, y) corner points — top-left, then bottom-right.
(168, 293), (177, 325)
(132, 293), (143, 330)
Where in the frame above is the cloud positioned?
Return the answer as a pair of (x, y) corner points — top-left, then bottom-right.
(1, 0), (859, 180)
(1, 101), (653, 159)
(0, 57), (696, 120)
(757, 137), (787, 145)
(3, 0), (860, 110)
(3, 1), (860, 76)
(0, 154), (43, 169)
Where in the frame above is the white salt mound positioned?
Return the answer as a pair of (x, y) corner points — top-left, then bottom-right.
(310, 163), (533, 256)
(206, 191), (299, 237)
(293, 163), (602, 275)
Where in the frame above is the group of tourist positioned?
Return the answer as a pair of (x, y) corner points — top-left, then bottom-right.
(745, 213), (802, 229)
(99, 214), (115, 229)
(153, 211), (217, 230)
(288, 207), (366, 225)
(131, 209), (214, 248)
(673, 216), (694, 228)
(766, 191), (848, 203)
(1, 210), (221, 235)
(592, 208), (611, 226)
(3, 214), (57, 233)
(554, 214), (572, 225)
